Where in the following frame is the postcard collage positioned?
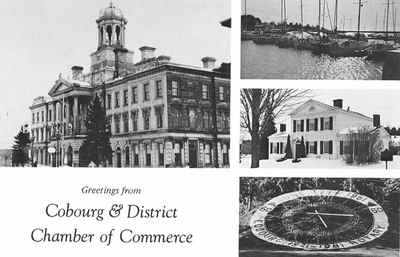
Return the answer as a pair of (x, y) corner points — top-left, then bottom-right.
(0, 0), (399, 256)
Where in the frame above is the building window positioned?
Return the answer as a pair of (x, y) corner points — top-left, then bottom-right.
(143, 83), (150, 101)
(145, 144), (151, 167)
(114, 114), (120, 134)
(324, 118), (331, 130)
(122, 112), (129, 133)
(223, 144), (229, 165)
(296, 120), (303, 132)
(323, 141), (330, 154)
(107, 94), (112, 109)
(133, 145), (139, 166)
(203, 111), (210, 129)
(131, 110), (138, 131)
(158, 143), (164, 166)
(219, 86), (225, 101)
(309, 142), (317, 154)
(125, 147), (130, 167)
(174, 143), (181, 166)
(202, 85), (209, 100)
(189, 108), (196, 128)
(142, 108), (150, 130)
(172, 81), (178, 96)
(155, 107), (163, 128)
(204, 144), (211, 164)
(123, 89), (128, 106)
(114, 91), (120, 108)
(156, 80), (162, 98)
(131, 86), (138, 103)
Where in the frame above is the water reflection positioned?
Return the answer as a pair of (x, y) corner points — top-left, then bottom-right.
(241, 41), (383, 80)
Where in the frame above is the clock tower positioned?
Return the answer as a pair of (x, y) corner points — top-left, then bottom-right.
(90, 2), (134, 84)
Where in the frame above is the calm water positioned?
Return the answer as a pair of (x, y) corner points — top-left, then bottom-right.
(241, 41), (383, 80)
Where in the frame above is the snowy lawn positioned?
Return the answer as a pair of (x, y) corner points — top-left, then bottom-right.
(239, 155), (400, 169)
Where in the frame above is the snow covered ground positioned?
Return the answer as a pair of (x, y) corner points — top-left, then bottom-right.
(239, 155), (400, 169)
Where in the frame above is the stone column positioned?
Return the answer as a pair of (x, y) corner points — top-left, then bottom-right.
(53, 101), (57, 123)
(111, 24), (116, 45)
(66, 98), (70, 135)
(73, 97), (78, 134)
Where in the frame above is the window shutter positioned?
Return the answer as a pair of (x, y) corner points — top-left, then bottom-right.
(277, 143), (280, 154)
(306, 119), (309, 131)
(329, 141), (333, 154)
(314, 118), (318, 131)
(301, 120), (304, 132)
(293, 120), (296, 132)
(320, 141), (324, 154)
(330, 117), (333, 130)
(314, 142), (318, 154)
(320, 117), (324, 131)
(270, 143), (273, 154)
(306, 142), (309, 155)
(340, 141), (343, 155)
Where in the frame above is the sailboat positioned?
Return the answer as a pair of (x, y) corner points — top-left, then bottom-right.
(327, 0), (370, 57)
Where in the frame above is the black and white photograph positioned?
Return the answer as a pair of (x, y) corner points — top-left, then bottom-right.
(0, 0), (231, 168)
(241, 0), (400, 80)
(240, 89), (400, 169)
(239, 177), (400, 257)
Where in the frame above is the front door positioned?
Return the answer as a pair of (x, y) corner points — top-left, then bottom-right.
(188, 140), (198, 168)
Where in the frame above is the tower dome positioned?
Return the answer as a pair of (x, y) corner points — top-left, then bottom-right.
(96, 2), (127, 48)
(97, 2), (127, 22)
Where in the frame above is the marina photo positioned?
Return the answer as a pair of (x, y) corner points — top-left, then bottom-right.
(241, 0), (400, 80)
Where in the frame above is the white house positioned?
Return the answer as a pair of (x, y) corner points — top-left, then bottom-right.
(268, 99), (390, 160)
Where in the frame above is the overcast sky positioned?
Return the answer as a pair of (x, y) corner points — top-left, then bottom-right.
(242, 0), (400, 31)
(0, 0), (230, 149)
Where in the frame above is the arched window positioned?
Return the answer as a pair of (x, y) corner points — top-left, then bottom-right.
(125, 146), (130, 167)
(106, 25), (112, 44)
(116, 25), (121, 44)
(116, 147), (121, 167)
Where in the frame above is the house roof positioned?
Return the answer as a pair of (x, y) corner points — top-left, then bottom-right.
(290, 99), (372, 121)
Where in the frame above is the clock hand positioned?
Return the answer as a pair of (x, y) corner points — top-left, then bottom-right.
(314, 210), (328, 229)
(305, 212), (354, 217)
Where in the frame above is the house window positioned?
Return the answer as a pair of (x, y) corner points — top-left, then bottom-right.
(309, 142), (317, 154)
(296, 120), (303, 132)
(172, 81), (178, 96)
(143, 84), (150, 101)
(158, 143), (164, 166)
(324, 118), (331, 130)
(204, 144), (211, 164)
(131, 87), (138, 103)
(155, 107), (163, 128)
(123, 89), (128, 106)
(145, 144), (151, 167)
(202, 85), (209, 100)
(323, 141), (330, 154)
(142, 108), (150, 130)
(219, 86), (225, 101)
(309, 119), (315, 131)
(156, 80), (162, 98)
(131, 110), (138, 131)
(114, 91), (120, 108)
(174, 143), (181, 166)
(107, 94), (112, 109)
(122, 112), (129, 133)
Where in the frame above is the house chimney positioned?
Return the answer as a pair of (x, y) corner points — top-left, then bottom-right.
(280, 124), (286, 132)
(333, 99), (343, 109)
(139, 46), (156, 61)
(201, 57), (216, 69)
(71, 66), (83, 80)
(157, 55), (171, 63)
(373, 114), (381, 127)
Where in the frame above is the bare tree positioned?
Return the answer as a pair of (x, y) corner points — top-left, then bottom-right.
(240, 89), (310, 168)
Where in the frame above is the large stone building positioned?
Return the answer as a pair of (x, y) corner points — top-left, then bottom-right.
(29, 3), (230, 168)
(268, 99), (390, 160)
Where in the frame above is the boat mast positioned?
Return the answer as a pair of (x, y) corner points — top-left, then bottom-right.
(301, 0), (304, 39)
(334, 0), (338, 33)
(386, 0), (390, 40)
(322, 0), (326, 30)
(356, 0), (362, 41)
(284, 0), (287, 32)
(244, 0), (247, 32)
(318, 0), (321, 39)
